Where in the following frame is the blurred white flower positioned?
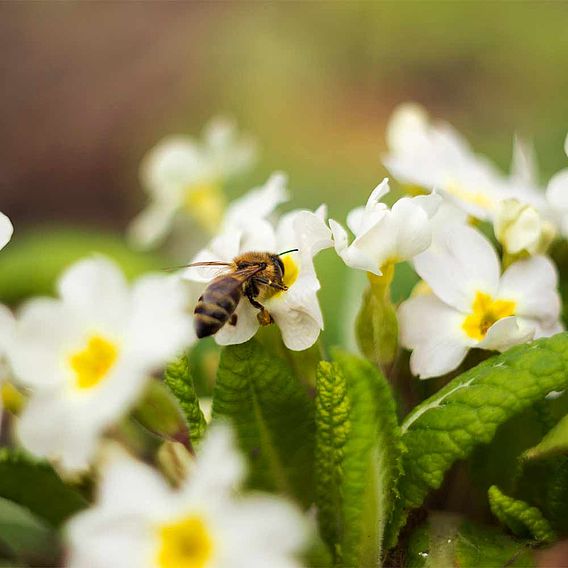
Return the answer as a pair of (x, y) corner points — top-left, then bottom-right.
(9, 257), (193, 472)
(0, 212), (13, 251)
(494, 198), (555, 256)
(0, 305), (16, 427)
(545, 132), (568, 237)
(399, 224), (562, 378)
(383, 103), (545, 221)
(66, 423), (308, 568)
(184, 177), (332, 351)
(329, 178), (441, 275)
(128, 117), (257, 249)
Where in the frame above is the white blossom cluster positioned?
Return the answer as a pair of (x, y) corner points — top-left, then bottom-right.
(0, 107), (566, 566)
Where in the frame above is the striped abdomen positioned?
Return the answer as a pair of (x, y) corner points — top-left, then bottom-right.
(194, 274), (243, 338)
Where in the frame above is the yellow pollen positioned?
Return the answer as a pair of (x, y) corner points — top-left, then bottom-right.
(184, 182), (226, 234)
(278, 254), (299, 294)
(157, 516), (213, 568)
(69, 335), (118, 390)
(446, 181), (494, 210)
(462, 291), (516, 341)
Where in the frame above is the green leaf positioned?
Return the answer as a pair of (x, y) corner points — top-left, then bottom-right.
(0, 497), (59, 565)
(405, 513), (536, 568)
(0, 450), (87, 527)
(163, 356), (207, 447)
(0, 228), (164, 304)
(391, 333), (568, 539)
(524, 413), (568, 460)
(315, 351), (402, 566)
(212, 340), (315, 505)
(488, 485), (556, 544)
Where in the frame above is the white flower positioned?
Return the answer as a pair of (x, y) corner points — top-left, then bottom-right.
(0, 211), (13, 251)
(9, 257), (193, 472)
(128, 117), (257, 248)
(66, 423), (308, 568)
(399, 224), (562, 378)
(383, 103), (545, 220)
(0, 305), (16, 426)
(545, 132), (568, 237)
(494, 198), (555, 256)
(329, 178), (441, 275)
(184, 186), (332, 351)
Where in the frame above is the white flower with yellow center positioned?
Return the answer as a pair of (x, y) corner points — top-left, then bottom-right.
(383, 103), (546, 221)
(9, 257), (193, 472)
(128, 118), (257, 248)
(398, 224), (562, 378)
(66, 424), (308, 568)
(184, 201), (332, 351)
(546, 132), (568, 237)
(329, 178), (441, 275)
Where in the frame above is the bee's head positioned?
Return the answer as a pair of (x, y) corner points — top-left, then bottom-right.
(275, 248), (298, 277)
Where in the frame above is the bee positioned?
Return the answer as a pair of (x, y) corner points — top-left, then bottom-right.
(186, 249), (298, 339)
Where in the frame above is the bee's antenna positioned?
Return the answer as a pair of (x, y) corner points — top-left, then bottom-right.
(278, 248), (299, 256)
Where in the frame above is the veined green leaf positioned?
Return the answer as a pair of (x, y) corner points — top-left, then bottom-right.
(524, 412), (568, 460)
(0, 228), (164, 304)
(0, 450), (87, 527)
(315, 350), (402, 567)
(391, 333), (568, 541)
(212, 340), (315, 505)
(488, 485), (556, 544)
(406, 513), (535, 568)
(163, 356), (207, 447)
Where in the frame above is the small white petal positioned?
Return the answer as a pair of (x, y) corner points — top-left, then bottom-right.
(414, 224), (500, 312)
(477, 316), (534, 352)
(399, 294), (469, 379)
(0, 212), (13, 251)
(329, 219), (381, 275)
(214, 300), (259, 346)
(511, 135), (538, 186)
(546, 168), (568, 214)
(498, 255), (561, 325)
(127, 200), (178, 249)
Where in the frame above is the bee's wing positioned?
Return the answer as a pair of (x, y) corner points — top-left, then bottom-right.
(165, 261), (232, 272)
(208, 264), (266, 292)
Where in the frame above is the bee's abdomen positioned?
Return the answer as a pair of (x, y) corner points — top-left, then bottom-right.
(193, 277), (242, 338)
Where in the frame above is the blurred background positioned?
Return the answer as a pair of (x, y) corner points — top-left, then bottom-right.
(1, 2), (568, 345)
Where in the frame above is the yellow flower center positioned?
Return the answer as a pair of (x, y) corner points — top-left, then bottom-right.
(282, 254), (299, 289)
(462, 291), (516, 341)
(69, 335), (118, 390)
(446, 181), (494, 211)
(184, 182), (226, 234)
(157, 516), (214, 568)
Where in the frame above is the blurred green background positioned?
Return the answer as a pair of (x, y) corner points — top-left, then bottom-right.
(1, 2), (568, 346)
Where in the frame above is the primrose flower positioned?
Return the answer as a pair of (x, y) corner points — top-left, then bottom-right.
(545, 132), (568, 237)
(128, 117), (257, 248)
(184, 191), (332, 351)
(9, 257), (193, 472)
(399, 224), (562, 378)
(66, 423), (308, 568)
(329, 178), (441, 275)
(0, 211), (13, 251)
(383, 103), (545, 221)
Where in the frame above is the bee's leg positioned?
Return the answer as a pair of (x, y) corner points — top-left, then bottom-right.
(254, 277), (288, 292)
(244, 287), (274, 326)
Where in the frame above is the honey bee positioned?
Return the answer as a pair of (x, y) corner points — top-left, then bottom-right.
(186, 249), (298, 339)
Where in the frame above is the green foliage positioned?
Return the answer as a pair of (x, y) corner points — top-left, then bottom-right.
(390, 332), (568, 541)
(315, 350), (402, 566)
(524, 412), (568, 460)
(0, 450), (87, 528)
(406, 513), (535, 568)
(0, 228), (164, 304)
(488, 485), (556, 543)
(212, 340), (315, 505)
(163, 356), (207, 447)
(0, 497), (59, 566)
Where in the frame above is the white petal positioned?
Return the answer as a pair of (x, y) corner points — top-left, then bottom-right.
(0, 304), (15, 353)
(140, 135), (205, 196)
(546, 168), (568, 211)
(214, 300), (259, 346)
(413, 224), (500, 311)
(498, 255), (561, 325)
(224, 172), (288, 228)
(0, 212), (13, 251)
(9, 299), (81, 388)
(385, 103), (429, 153)
(126, 274), (194, 368)
(17, 391), (100, 472)
(398, 294), (469, 379)
(329, 219), (381, 274)
(477, 316), (534, 352)
(366, 178), (391, 208)
(57, 256), (129, 330)
(277, 210), (333, 257)
(511, 135), (537, 186)
(127, 200), (178, 249)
